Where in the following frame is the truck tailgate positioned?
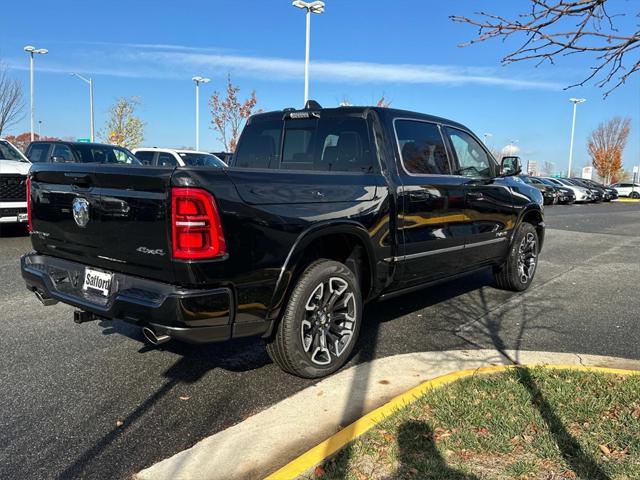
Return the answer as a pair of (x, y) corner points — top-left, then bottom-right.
(30, 164), (175, 283)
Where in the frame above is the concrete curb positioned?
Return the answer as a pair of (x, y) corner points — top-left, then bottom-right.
(134, 350), (640, 480)
(266, 364), (640, 480)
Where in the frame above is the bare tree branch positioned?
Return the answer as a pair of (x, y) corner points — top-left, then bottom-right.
(0, 62), (25, 137)
(451, 0), (640, 95)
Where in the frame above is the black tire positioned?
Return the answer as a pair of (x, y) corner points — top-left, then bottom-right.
(494, 223), (539, 292)
(266, 259), (362, 378)
(630, 192), (640, 199)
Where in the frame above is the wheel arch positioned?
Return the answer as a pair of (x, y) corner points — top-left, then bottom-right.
(264, 221), (377, 334)
(515, 205), (545, 252)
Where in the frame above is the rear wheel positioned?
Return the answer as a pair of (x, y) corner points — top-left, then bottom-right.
(266, 259), (362, 378)
(630, 192), (640, 199)
(494, 223), (539, 292)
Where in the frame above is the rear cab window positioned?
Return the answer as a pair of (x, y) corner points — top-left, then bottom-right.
(233, 112), (377, 173)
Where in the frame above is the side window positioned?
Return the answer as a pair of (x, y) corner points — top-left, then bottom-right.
(234, 120), (283, 169)
(51, 144), (73, 163)
(27, 144), (50, 163)
(157, 152), (178, 167)
(135, 151), (155, 165)
(395, 120), (450, 175)
(446, 127), (492, 178)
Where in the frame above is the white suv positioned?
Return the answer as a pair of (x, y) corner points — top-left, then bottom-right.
(610, 182), (640, 199)
(132, 148), (226, 168)
(0, 139), (31, 226)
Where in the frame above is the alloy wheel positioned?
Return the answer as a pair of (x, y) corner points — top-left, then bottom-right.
(517, 232), (537, 284)
(301, 277), (357, 366)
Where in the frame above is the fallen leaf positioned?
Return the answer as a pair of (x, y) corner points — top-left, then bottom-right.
(179, 396), (190, 401)
(378, 379), (390, 385)
(562, 470), (577, 478)
(115, 420), (124, 427)
(599, 444), (611, 456)
(631, 408), (640, 419)
(314, 465), (325, 477)
(317, 390), (324, 397)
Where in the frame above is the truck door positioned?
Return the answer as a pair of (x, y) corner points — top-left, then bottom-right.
(443, 127), (515, 266)
(394, 119), (468, 288)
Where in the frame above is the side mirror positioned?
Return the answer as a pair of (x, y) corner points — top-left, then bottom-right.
(500, 156), (521, 176)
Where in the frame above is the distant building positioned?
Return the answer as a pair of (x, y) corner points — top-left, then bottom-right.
(527, 160), (538, 176)
(582, 166), (593, 180)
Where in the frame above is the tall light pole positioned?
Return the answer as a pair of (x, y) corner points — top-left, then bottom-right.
(482, 132), (493, 146)
(292, 1), (325, 105)
(70, 73), (95, 142)
(568, 98), (586, 177)
(192, 76), (210, 151)
(23, 45), (48, 142)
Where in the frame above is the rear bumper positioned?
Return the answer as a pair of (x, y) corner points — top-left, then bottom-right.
(21, 252), (244, 343)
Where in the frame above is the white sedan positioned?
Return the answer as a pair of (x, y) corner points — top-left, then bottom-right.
(132, 148), (227, 168)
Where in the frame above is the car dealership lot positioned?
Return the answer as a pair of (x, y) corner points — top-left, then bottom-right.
(1, 202), (639, 480)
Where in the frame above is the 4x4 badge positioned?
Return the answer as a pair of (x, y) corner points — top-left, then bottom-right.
(72, 198), (90, 228)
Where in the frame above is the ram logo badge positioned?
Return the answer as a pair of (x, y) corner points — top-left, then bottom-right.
(72, 198), (90, 228)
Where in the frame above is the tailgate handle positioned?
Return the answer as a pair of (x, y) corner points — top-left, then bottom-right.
(65, 172), (91, 187)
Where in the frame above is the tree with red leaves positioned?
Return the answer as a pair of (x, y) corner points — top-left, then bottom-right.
(587, 117), (631, 184)
(4, 132), (60, 152)
(209, 74), (259, 152)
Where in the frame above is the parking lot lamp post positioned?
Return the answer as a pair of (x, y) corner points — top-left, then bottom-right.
(292, 1), (325, 105)
(23, 45), (48, 142)
(70, 73), (95, 142)
(192, 76), (210, 151)
(568, 98), (586, 177)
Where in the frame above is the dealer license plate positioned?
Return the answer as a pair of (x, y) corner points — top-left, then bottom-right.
(83, 268), (113, 297)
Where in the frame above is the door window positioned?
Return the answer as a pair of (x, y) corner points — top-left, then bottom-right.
(394, 120), (451, 175)
(135, 151), (155, 165)
(157, 152), (178, 167)
(234, 120), (283, 168)
(446, 127), (493, 178)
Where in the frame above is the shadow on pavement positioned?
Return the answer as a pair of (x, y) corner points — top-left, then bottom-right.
(0, 223), (29, 238)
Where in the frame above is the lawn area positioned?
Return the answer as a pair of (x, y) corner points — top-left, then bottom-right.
(314, 368), (640, 480)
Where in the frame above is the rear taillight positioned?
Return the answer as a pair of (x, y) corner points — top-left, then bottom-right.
(26, 176), (32, 232)
(171, 187), (226, 260)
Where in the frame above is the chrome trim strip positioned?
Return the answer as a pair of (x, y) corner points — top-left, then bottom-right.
(392, 236), (507, 262)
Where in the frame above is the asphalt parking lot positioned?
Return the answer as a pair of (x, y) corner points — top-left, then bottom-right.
(1, 202), (639, 480)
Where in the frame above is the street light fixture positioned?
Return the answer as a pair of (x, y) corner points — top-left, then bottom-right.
(482, 132), (493, 145)
(192, 76), (210, 151)
(292, 0), (325, 105)
(70, 73), (95, 142)
(24, 45), (48, 142)
(568, 98), (586, 177)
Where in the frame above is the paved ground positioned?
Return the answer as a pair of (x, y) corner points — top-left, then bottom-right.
(0, 202), (639, 480)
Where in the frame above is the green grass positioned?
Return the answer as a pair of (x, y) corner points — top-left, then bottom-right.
(312, 368), (640, 480)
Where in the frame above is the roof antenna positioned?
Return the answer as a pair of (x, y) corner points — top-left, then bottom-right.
(304, 99), (322, 110)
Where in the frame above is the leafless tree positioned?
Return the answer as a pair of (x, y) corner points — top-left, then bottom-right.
(451, 1), (640, 95)
(0, 63), (25, 137)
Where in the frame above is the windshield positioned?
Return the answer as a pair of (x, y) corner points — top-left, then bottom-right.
(178, 152), (226, 167)
(0, 141), (28, 162)
(544, 178), (562, 186)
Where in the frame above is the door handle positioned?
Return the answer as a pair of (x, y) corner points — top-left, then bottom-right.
(467, 191), (484, 199)
(408, 190), (431, 201)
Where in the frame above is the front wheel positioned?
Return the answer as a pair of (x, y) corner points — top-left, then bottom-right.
(630, 192), (640, 199)
(494, 223), (539, 292)
(266, 259), (362, 378)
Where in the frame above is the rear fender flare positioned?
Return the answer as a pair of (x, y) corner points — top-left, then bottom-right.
(513, 204), (545, 251)
(265, 221), (377, 324)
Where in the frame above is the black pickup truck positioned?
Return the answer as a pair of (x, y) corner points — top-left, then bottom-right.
(22, 103), (544, 378)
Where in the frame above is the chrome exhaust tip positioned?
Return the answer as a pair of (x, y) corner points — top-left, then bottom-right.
(142, 326), (171, 346)
(33, 288), (58, 306)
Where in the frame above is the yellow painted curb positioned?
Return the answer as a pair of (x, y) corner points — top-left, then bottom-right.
(264, 364), (640, 480)
(615, 198), (640, 203)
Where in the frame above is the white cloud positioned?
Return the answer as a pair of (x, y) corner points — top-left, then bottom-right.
(6, 43), (563, 90)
